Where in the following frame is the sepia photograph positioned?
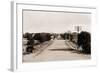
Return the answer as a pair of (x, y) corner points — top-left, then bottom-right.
(22, 9), (91, 62)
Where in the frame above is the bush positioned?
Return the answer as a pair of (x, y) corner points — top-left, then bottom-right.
(82, 43), (91, 54)
(33, 33), (51, 43)
(26, 38), (34, 45)
(60, 33), (71, 40)
(78, 31), (91, 54)
(23, 32), (33, 40)
(26, 45), (33, 53)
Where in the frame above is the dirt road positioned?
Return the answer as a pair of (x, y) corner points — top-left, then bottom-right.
(23, 40), (90, 62)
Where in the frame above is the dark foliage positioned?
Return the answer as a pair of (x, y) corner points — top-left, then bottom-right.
(23, 32), (51, 54)
(26, 45), (33, 53)
(33, 33), (51, 43)
(78, 31), (91, 54)
(26, 38), (34, 45)
(60, 33), (70, 40)
(23, 32), (33, 40)
(60, 34), (65, 40)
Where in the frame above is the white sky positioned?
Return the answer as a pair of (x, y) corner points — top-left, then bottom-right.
(23, 10), (91, 33)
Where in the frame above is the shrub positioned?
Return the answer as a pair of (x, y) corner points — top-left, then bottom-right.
(33, 33), (51, 43)
(23, 32), (33, 40)
(26, 45), (33, 53)
(78, 31), (91, 54)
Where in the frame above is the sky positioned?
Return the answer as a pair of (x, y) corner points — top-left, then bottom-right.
(23, 10), (91, 33)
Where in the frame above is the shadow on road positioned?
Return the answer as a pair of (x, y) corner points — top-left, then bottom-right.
(49, 48), (75, 51)
(49, 48), (90, 55)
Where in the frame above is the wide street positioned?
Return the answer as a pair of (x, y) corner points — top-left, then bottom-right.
(23, 40), (90, 62)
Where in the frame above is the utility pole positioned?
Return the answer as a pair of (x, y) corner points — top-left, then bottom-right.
(75, 26), (82, 33)
(75, 25), (82, 50)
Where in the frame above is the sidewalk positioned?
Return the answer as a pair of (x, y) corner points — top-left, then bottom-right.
(33, 40), (54, 57)
(23, 40), (54, 62)
(65, 40), (78, 50)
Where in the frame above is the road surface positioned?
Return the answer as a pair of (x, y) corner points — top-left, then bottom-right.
(23, 40), (90, 62)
